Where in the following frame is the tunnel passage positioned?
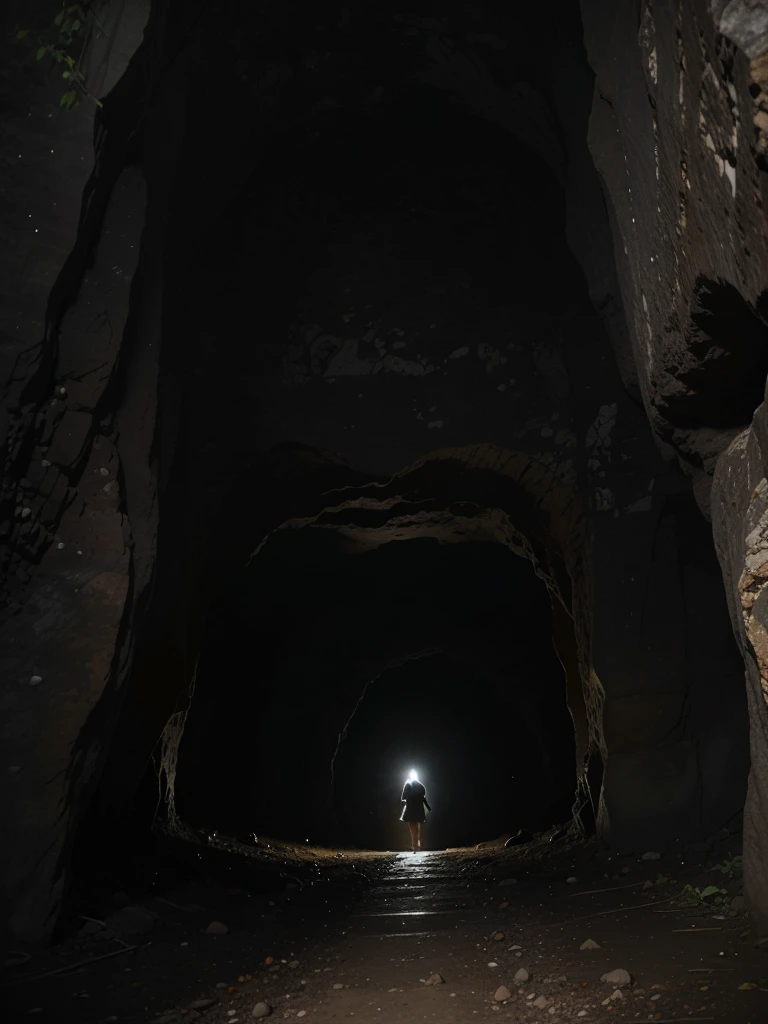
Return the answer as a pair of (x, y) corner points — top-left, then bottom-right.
(174, 532), (577, 850)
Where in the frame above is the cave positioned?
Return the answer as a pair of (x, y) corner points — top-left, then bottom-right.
(175, 533), (577, 851)
(3, 0), (768, 984)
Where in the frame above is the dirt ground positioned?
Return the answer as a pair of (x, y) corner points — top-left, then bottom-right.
(3, 830), (767, 1024)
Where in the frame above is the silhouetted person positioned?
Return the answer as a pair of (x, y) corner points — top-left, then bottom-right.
(401, 769), (431, 851)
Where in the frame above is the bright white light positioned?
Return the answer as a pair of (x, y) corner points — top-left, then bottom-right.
(409, 769), (418, 781)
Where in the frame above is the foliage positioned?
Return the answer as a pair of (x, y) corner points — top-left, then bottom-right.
(714, 855), (743, 878)
(655, 873), (669, 886)
(14, 2), (105, 110)
(680, 883), (729, 906)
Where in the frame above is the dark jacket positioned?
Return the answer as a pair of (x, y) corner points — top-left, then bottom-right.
(400, 780), (431, 822)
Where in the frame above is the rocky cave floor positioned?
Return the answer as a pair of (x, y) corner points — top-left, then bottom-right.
(3, 830), (768, 1024)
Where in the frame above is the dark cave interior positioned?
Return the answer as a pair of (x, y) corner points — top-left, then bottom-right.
(5, 0), (768, 960)
(174, 536), (576, 852)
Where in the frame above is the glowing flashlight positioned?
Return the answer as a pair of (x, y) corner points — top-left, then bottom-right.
(409, 769), (418, 781)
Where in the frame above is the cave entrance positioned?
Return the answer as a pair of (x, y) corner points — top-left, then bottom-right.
(332, 639), (576, 852)
(172, 522), (578, 852)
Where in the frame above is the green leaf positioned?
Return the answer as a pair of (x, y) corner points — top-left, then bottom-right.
(700, 885), (721, 899)
(16, 29), (30, 39)
(65, 54), (75, 67)
(54, 11), (64, 27)
(60, 88), (77, 108)
(53, 50), (64, 62)
(36, 46), (47, 60)
(62, 70), (70, 78)
(72, 19), (81, 31)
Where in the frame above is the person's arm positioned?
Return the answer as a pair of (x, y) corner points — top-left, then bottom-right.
(401, 783), (410, 803)
(424, 796), (431, 812)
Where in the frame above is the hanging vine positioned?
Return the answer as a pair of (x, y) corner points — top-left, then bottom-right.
(15, 2), (107, 110)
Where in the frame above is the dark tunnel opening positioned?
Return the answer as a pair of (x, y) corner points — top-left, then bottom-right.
(172, 533), (577, 851)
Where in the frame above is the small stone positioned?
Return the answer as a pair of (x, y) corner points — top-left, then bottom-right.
(205, 921), (228, 935)
(189, 999), (218, 1010)
(566, 876), (578, 883)
(488, 962), (499, 968)
(499, 878), (517, 887)
(104, 905), (156, 935)
(514, 968), (529, 983)
(610, 988), (624, 1000)
(493, 986), (511, 1002)
(492, 931), (505, 941)
(333, 983), (344, 990)
(580, 938), (600, 950)
(643, 879), (654, 890)
(601, 968), (632, 987)
(641, 851), (661, 860)
(509, 944), (522, 950)
(251, 1002), (272, 1018)
(499, 901), (510, 909)
(425, 973), (444, 985)
(29, 675), (43, 686)
(297, 1013), (306, 1019)
(577, 1012), (587, 1018)
(532, 994), (549, 1008)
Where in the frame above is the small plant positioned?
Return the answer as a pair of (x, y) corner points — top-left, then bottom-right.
(714, 856), (743, 878)
(655, 873), (669, 885)
(680, 883), (728, 906)
(14, 2), (105, 110)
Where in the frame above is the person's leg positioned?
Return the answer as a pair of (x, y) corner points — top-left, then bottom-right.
(416, 822), (421, 849)
(408, 821), (418, 851)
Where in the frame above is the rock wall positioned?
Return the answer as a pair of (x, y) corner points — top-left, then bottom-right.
(0, 0), (757, 941)
(581, 0), (768, 923)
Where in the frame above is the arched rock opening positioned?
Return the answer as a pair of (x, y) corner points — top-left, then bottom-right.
(173, 529), (578, 851)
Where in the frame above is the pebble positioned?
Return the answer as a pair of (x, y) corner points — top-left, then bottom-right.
(333, 983), (344, 990)
(499, 878), (517, 887)
(514, 968), (529, 983)
(532, 994), (549, 1008)
(205, 921), (228, 935)
(580, 939), (600, 950)
(425, 973), (444, 985)
(601, 968), (632, 987)
(251, 1002), (272, 1019)
(641, 851), (661, 860)
(492, 931), (505, 941)
(297, 1013), (306, 1019)
(189, 999), (218, 1010)
(104, 905), (156, 935)
(493, 986), (511, 1002)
